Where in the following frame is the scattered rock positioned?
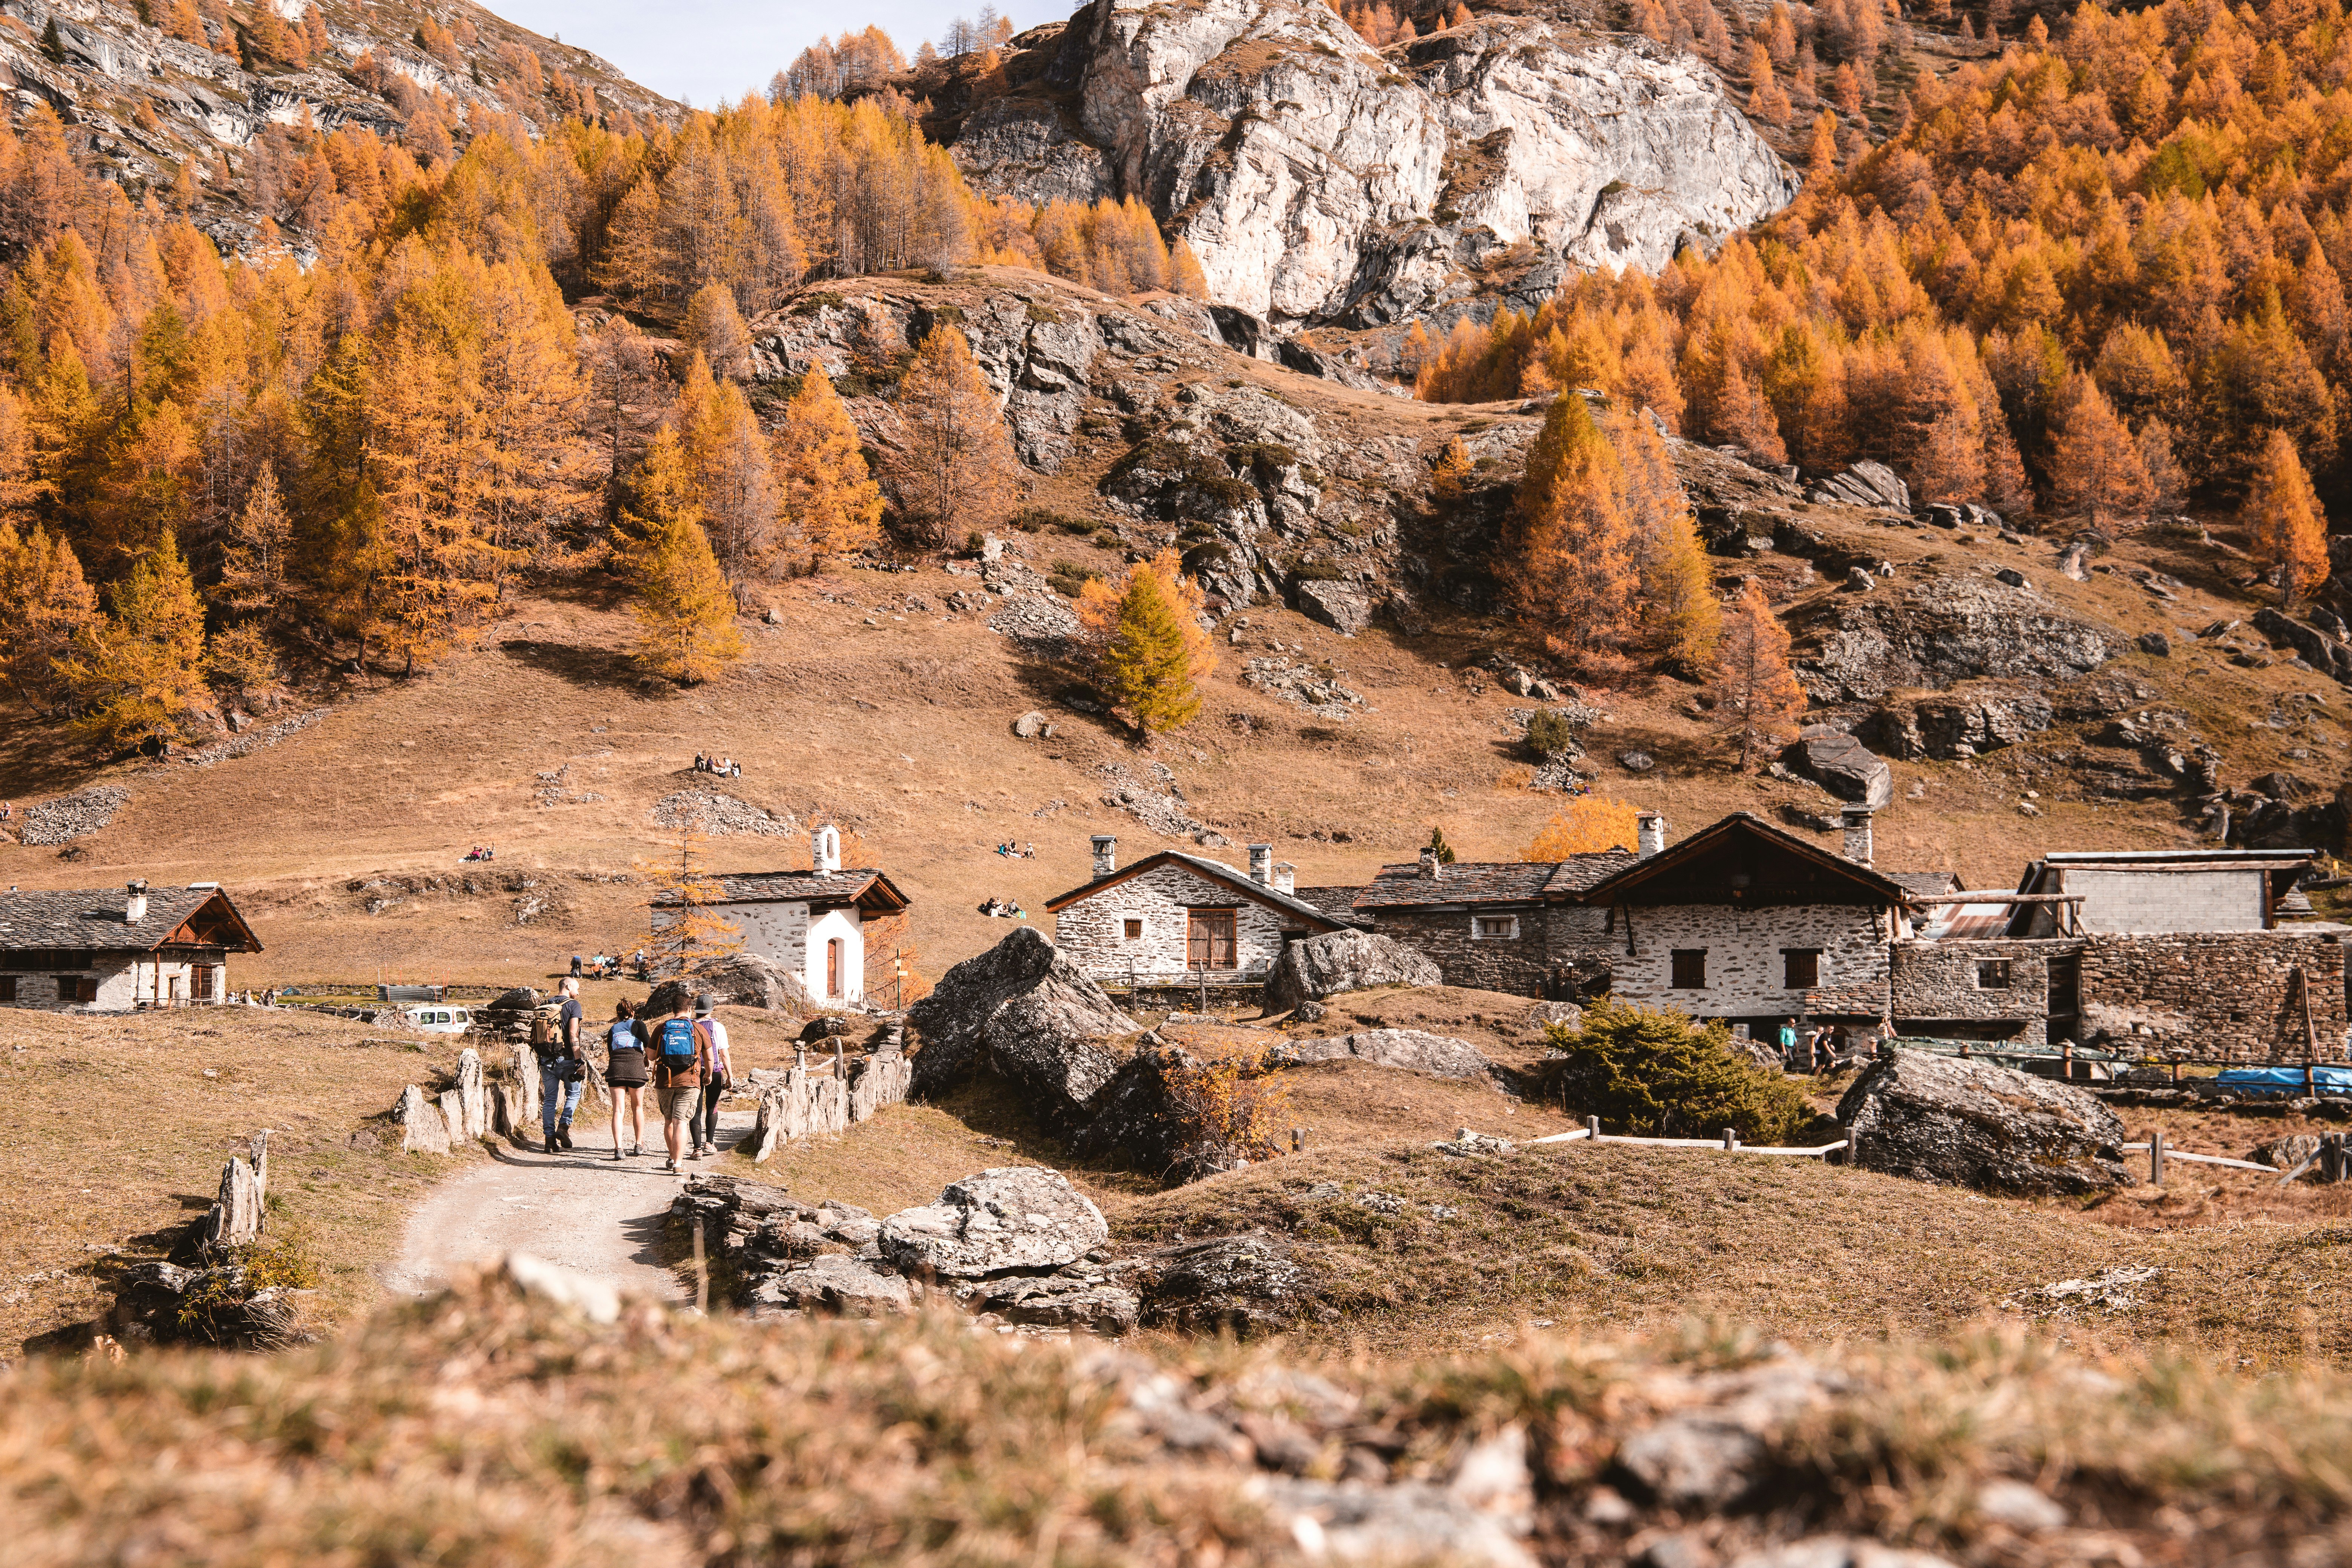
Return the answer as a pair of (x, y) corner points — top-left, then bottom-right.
(1994, 568), (2027, 588)
(1096, 761), (1228, 845)
(17, 785), (129, 845)
(1838, 1052), (2129, 1194)
(2136, 630), (2171, 657)
(1801, 575), (2113, 705)
(1242, 655), (1368, 720)
(1617, 748), (1656, 772)
(878, 1166), (1111, 1278)
(752, 1252), (914, 1317)
(391, 1084), (451, 1155)
(1804, 461), (1909, 512)
(1433, 1127), (1516, 1156)
(1263, 929), (1443, 1013)
(1291, 1000), (1328, 1023)
(1782, 726), (1893, 807)
(1844, 565), (1877, 592)
(987, 593), (1083, 650)
(649, 790), (795, 836)
(906, 926), (1138, 1122)
(1270, 1029), (1493, 1082)
(1298, 579), (1375, 635)
(962, 1271), (1141, 1334)
(1135, 1232), (1333, 1337)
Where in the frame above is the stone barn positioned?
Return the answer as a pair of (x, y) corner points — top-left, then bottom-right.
(0, 881), (262, 1011)
(1045, 835), (1352, 998)
(657, 827), (911, 1006)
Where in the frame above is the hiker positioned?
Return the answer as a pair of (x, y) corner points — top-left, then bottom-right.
(690, 993), (733, 1160)
(570, 953), (583, 978)
(694, 752), (708, 772)
(648, 991), (708, 1174)
(534, 978), (586, 1153)
(603, 999), (650, 1161)
(1776, 1017), (1799, 1067)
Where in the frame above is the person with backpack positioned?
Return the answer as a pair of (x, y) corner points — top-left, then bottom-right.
(603, 998), (650, 1161)
(534, 978), (586, 1153)
(649, 994), (708, 1174)
(689, 994), (733, 1159)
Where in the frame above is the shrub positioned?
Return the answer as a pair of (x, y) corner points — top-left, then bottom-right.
(1524, 709), (1582, 758)
(1542, 1000), (1813, 1143)
(1046, 561), (1100, 597)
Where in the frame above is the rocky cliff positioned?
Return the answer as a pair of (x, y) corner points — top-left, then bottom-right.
(911, 0), (1797, 329)
(0, 0), (671, 249)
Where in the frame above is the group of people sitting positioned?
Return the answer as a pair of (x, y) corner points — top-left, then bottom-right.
(462, 845), (498, 861)
(693, 753), (743, 778)
(570, 951), (646, 980)
(993, 842), (1037, 858)
(976, 897), (1027, 919)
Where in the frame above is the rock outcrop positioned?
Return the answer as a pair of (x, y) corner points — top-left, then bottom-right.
(1133, 1231), (1336, 1337)
(1270, 1028), (1493, 1082)
(1264, 929), (1443, 1013)
(907, 926), (1138, 1121)
(1782, 727), (1893, 808)
(879, 1166), (1112, 1278)
(919, 1), (1796, 328)
(1799, 575), (2116, 706)
(1866, 687), (2055, 761)
(1838, 1051), (2130, 1195)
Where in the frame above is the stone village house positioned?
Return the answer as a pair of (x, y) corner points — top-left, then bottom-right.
(0, 880), (263, 1011)
(1044, 836), (1354, 998)
(652, 827), (912, 1006)
(1045, 810), (2350, 1063)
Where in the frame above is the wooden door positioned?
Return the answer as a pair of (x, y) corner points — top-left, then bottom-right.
(1187, 909), (1237, 970)
(193, 965), (216, 1002)
(826, 938), (842, 998)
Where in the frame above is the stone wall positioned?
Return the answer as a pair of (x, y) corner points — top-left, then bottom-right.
(1592, 903), (1891, 1020)
(2077, 931), (2351, 1060)
(1054, 864), (1302, 984)
(1890, 938), (2064, 1046)
(746, 1050), (913, 1162)
(1367, 905), (1557, 995)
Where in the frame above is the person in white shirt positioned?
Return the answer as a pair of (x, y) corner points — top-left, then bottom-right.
(689, 994), (733, 1159)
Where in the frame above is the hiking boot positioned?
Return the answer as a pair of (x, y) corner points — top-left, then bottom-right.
(542, 1135), (556, 1154)
(629, 1143), (642, 1157)
(556, 1124), (573, 1151)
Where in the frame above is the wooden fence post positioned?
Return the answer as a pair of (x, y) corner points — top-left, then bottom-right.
(2150, 1128), (2166, 1186)
(1723, 1127), (1738, 1150)
(1291, 1127), (1303, 1153)
(1586, 1115), (1600, 1142)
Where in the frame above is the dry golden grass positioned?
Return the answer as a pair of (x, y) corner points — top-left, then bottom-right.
(9, 1263), (2352, 1567)
(0, 1008), (488, 1360)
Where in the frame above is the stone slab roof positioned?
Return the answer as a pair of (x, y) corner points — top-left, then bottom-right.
(1289, 885), (1372, 926)
(0, 885), (260, 951)
(1353, 850), (1636, 909)
(658, 870), (911, 912)
(1043, 852), (1352, 931)
(1886, 872), (1963, 898)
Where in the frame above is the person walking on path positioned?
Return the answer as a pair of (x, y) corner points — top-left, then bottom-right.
(689, 994), (733, 1159)
(604, 998), (651, 1161)
(536, 978), (587, 1153)
(1776, 1017), (1799, 1070)
(648, 994), (708, 1174)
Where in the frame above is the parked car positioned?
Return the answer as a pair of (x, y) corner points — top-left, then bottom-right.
(403, 1005), (473, 1035)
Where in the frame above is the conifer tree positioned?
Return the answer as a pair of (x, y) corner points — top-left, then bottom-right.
(1709, 579), (1805, 770)
(891, 325), (1020, 547)
(2047, 372), (2151, 528)
(2244, 428), (2331, 609)
(1426, 825), (1458, 864)
(595, 177), (668, 303)
(1075, 550), (1214, 734)
(54, 527), (210, 747)
(217, 465), (293, 618)
(627, 427), (742, 681)
(677, 354), (775, 584)
(775, 367), (884, 562)
(1169, 239), (1210, 301)
(1430, 435), (1472, 501)
(1612, 411), (1720, 668)
(1510, 393), (1637, 674)
(0, 520), (94, 699)
(677, 282), (753, 380)
(1095, 565), (1202, 736)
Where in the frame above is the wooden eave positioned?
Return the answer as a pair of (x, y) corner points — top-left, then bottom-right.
(158, 891), (263, 954)
(1571, 812), (1917, 908)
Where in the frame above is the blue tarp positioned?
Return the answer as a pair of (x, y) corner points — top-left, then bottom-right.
(2213, 1066), (2352, 1096)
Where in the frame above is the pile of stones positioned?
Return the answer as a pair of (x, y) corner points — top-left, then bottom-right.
(1240, 655), (1366, 719)
(17, 784), (129, 845)
(649, 790), (795, 836)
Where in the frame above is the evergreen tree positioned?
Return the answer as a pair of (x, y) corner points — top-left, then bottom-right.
(217, 466), (293, 617)
(1169, 239), (1210, 301)
(1095, 562), (1204, 736)
(595, 177), (668, 302)
(1510, 393), (1637, 675)
(2244, 428), (2331, 609)
(1612, 411), (1720, 668)
(677, 354), (775, 584)
(891, 325), (1021, 547)
(637, 822), (745, 974)
(54, 527), (210, 747)
(2048, 372), (2152, 528)
(677, 282), (753, 380)
(0, 520), (94, 699)
(630, 431), (744, 683)
(775, 367), (884, 562)
(1430, 435), (1472, 501)
(1426, 825), (1458, 864)
(1709, 579), (1805, 770)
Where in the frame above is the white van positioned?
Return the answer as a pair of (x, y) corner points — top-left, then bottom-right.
(402, 1005), (473, 1034)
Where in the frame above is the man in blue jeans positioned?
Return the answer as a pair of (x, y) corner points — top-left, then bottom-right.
(537, 976), (586, 1152)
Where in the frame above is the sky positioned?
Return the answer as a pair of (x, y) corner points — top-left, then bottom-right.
(486, 0), (1033, 108)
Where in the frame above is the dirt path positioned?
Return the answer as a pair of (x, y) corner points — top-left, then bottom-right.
(380, 1105), (755, 1305)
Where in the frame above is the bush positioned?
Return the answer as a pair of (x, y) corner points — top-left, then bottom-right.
(1542, 1000), (1814, 1143)
(1046, 561), (1100, 597)
(1525, 709), (1582, 758)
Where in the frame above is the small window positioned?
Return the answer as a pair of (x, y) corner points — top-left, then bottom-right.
(1124, 919), (1144, 940)
(1976, 960), (2012, 989)
(56, 976), (95, 1004)
(1670, 949), (1707, 989)
(1473, 914), (1519, 940)
(0, 977), (14, 1002)
(1782, 949), (1822, 989)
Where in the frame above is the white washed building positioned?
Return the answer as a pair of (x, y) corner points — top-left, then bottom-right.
(658, 828), (912, 1005)
(0, 881), (263, 1011)
(1044, 835), (1351, 991)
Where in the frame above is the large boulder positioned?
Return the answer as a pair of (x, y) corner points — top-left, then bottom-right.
(748, 1253), (914, 1317)
(1069, 1045), (1200, 1178)
(1800, 575), (2115, 705)
(1837, 1051), (2129, 1194)
(1804, 461), (1910, 512)
(1269, 1028), (1493, 1082)
(1783, 726), (1893, 808)
(1865, 687), (2054, 761)
(1135, 1233), (1335, 1337)
(1297, 579), (1376, 635)
(1264, 929), (1442, 1014)
(907, 926), (1138, 1121)
(643, 951), (810, 1019)
(878, 1166), (1110, 1278)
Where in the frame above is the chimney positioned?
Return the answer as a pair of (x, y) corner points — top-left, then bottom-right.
(1091, 835), (1118, 878)
(1842, 806), (1874, 867)
(1248, 844), (1273, 884)
(811, 825), (841, 874)
(1418, 847), (1441, 881)
(1636, 812), (1666, 858)
(125, 879), (148, 924)
(1271, 861), (1296, 894)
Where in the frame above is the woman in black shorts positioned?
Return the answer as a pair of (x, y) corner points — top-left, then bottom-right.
(603, 999), (650, 1159)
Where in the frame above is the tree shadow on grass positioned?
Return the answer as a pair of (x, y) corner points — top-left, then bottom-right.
(498, 638), (648, 693)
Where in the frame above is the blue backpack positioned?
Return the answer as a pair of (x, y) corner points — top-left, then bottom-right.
(655, 1016), (698, 1067)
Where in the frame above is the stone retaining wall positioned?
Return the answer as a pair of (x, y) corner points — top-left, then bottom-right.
(2078, 931), (2350, 1060)
(1890, 938), (2069, 1046)
(746, 1050), (912, 1162)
